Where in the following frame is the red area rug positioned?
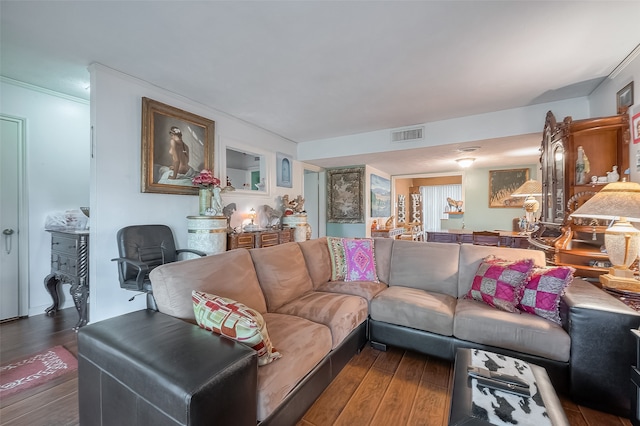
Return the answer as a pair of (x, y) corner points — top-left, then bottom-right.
(0, 346), (77, 397)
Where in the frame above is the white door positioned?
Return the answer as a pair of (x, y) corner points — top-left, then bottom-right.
(1, 116), (24, 320)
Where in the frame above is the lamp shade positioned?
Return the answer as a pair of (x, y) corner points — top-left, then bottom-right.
(511, 179), (543, 197)
(569, 181), (640, 222)
(569, 181), (640, 272)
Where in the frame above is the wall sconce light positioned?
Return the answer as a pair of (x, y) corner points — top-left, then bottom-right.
(456, 158), (475, 168)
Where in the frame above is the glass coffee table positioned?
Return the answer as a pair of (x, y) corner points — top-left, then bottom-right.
(448, 348), (568, 426)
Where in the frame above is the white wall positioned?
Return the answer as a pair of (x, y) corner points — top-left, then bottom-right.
(89, 64), (300, 323)
(0, 80), (90, 315)
(461, 164), (539, 232)
(298, 98), (589, 162)
(589, 48), (640, 183)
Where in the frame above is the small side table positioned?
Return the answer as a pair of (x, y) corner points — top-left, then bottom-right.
(186, 216), (227, 256)
(371, 227), (404, 239)
(44, 229), (89, 330)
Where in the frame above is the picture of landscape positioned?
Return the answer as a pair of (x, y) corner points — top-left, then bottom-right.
(370, 174), (391, 217)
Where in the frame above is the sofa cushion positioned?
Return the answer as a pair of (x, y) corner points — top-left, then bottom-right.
(453, 298), (570, 362)
(257, 312), (332, 421)
(344, 238), (379, 282)
(519, 266), (575, 325)
(465, 256), (534, 313)
(389, 241), (460, 297)
(373, 237), (393, 284)
(192, 290), (281, 366)
(275, 291), (368, 349)
(315, 280), (388, 305)
(327, 237), (380, 282)
(327, 236), (347, 281)
(370, 286), (456, 336)
(457, 244), (546, 298)
(250, 243), (314, 312)
(298, 237), (332, 289)
(150, 249), (268, 320)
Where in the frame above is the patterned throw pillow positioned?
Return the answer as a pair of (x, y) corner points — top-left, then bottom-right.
(343, 238), (380, 282)
(192, 290), (281, 366)
(466, 256), (534, 313)
(519, 266), (575, 325)
(327, 236), (347, 281)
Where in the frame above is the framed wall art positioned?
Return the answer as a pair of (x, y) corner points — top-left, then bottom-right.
(141, 97), (215, 195)
(633, 110), (640, 145)
(617, 81), (634, 114)
(370, 174), (391, 217)
(276, 152), (293, 188)
(326, 167), (365, 223)
(488, 168), (529, 208)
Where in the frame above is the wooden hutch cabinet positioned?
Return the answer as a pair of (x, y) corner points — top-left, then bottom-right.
(540, 111), (630, 224)
(539, 111), (630, 278)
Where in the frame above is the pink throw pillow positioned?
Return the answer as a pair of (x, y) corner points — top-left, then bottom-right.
(466, 256), (534, 313)
(343, 238), (379, 282)
(518, 266), (575, 325)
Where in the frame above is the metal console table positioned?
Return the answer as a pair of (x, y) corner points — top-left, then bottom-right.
(44, 229), (89, 330)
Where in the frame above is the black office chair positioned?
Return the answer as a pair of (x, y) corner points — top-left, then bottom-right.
(112, 224), (206, 310)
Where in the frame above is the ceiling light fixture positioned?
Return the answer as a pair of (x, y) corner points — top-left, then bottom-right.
(457, 146), (481, 154)
(456, 158), (475, 168)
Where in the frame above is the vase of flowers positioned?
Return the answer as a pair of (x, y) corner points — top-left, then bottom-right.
(192, 169), (221, 215)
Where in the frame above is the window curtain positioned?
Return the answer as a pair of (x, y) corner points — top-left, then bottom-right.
(420, 184), (462, 231)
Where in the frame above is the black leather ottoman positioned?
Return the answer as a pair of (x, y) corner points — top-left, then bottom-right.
(449, 348), (568, 426)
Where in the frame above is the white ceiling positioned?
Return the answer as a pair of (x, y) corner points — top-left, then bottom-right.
(2, 1), (639, 174)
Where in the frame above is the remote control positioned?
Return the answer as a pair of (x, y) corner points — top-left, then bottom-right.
(467, 366), (529, 388)
(470, 375), (532, 397)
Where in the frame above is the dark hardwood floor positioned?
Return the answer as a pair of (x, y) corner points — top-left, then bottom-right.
(0, 308), (633, 426)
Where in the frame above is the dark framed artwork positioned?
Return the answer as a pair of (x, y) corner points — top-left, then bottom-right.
(370, 174), (391, 217)
(617, 81), (634, 114)
(327, 167), (365, 223)
(276, 152), (293, 188)
(141, 97), (215, 195)
(488, 168), (529, 208)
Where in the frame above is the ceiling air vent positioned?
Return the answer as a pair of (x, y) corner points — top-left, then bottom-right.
(391, 126), (424, 143)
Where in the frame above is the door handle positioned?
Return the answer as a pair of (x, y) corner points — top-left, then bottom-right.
(3, 228), (14, 255)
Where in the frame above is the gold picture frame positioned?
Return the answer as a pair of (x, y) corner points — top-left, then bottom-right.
(141, 97), (215, 195)
(488, 168), (529, 208)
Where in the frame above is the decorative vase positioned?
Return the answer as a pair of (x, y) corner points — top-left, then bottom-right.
(199, 188), (212, 215)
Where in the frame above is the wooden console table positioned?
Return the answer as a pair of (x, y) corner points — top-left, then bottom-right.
(44, 229), (89, 330)
(425, 230), (530, 248)
(227, 228), (295, 250)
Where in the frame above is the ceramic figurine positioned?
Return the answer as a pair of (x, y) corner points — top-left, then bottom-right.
(607, 165), (619, 182)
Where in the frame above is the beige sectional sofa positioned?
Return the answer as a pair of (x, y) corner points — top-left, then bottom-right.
(78, 237), (640, 425)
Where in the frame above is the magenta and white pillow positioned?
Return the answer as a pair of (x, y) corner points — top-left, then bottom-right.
(518, 266), (575, 325)
(466, 256), (534, 313)
(327, 237), (379, 282)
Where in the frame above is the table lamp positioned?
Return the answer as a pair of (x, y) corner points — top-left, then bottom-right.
(569, 181), (640, 289)
(511, 179), (543, 232)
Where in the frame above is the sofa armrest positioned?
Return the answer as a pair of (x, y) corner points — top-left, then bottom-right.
(560, 278), (640, 416)
(78, 310), (257, 426)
